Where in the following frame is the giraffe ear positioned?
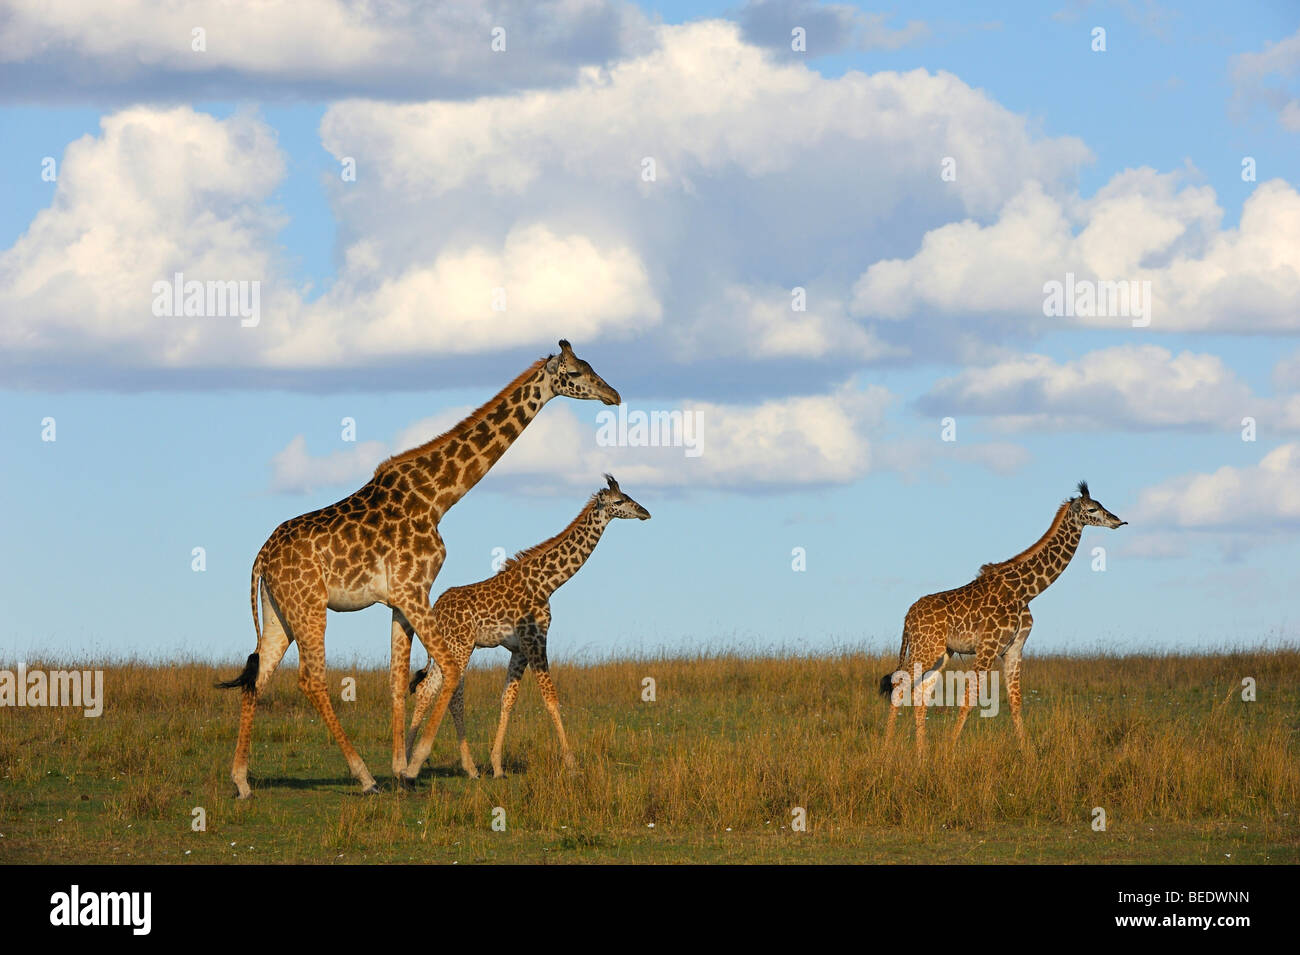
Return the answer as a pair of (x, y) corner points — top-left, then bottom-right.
(545, 353), (560, 374)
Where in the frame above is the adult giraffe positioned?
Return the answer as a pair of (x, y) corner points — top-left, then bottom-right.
(217, 340), (621, 798)
(880, 481), (1126, 752)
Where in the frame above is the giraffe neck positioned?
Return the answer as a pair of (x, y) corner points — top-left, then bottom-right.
(1003, 503), (1084, 600)
(519, 503), (609, 597)
(374, 360), (552, 519)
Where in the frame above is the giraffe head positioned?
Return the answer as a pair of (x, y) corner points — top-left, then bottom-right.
(545, 340), (621, 406)
(1072, 481), (1126, 528)
(595, 474), (651, 521)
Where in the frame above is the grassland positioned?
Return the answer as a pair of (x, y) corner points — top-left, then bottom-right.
(1, 649), (1297, 864)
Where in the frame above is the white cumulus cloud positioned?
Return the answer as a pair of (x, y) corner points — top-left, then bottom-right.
(267, 379), (1033, 495)
(1230, 27), (1300, 133)
(2, 22), (1100, 388)
(266, 384), (895, 495)
(0, 107), (659, 380)
(852, 169), (1300, 333)
(0, 0), (655, 102)
(1134, 443), (1300, 530)
(916, 345), (1264, 432)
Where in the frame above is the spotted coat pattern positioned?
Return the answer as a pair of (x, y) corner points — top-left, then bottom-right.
(405, 477), (650, 780)
(882, 483), (1126, 752)
(221, 341), (621, 798)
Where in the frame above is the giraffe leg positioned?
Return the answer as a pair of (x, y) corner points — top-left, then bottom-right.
(230, 588), (292, 799)
(950, 664), (978, 741)
(393, 591), (467, 783)
(389, 610), (414, 780)
(1002, 623), (1032, 752)
(450, 681), (479, 778)
(405, 659), (443, 763)
(1006, 660), (1027, 748)
(398, 610), (464, 782)
(952, 644), (995, 742)
(490, 651), (527, 778)
(403, 654), (462, 782)
(914, 664), (943, 756)
(913, 674), (928, 754)
(290, 603), (379, 794)
(883, 659), (906, 744)
(534, 670), (577, 772)
(525, 636), (577, 773)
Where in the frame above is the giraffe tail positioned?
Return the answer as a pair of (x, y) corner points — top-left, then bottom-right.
(879, 626), (912, 697)
(216, 653), (259, 690)
(409, 666), (428, 694)
(215, 550), (266, 690)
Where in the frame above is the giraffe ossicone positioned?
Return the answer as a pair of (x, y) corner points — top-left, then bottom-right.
(217, 341), (622, 798)
(403, 474), (651, 783)
(881, 480), (1126, 753)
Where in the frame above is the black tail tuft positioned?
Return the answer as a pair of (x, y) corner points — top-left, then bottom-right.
(879, 671), (896, 697)
(216, 653), (259, 691)
(408, 666), (427, 695)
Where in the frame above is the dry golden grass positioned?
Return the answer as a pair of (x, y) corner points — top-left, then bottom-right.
(1, 648), (1296, 863)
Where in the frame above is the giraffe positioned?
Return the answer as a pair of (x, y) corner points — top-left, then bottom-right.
(403, 475), (650, 781)
(879, 481), (1125, 752)
(216, 340), (621, 798)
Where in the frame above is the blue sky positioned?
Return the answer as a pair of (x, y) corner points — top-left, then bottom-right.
(3, 0), (1300, 665)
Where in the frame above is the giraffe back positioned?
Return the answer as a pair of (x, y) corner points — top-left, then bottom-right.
(904, 572), (1024, 652)
(260, 477), (446, 610)
(432, 569), (546, 651)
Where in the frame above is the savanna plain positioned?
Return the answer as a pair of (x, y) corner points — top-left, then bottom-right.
(1, 649), (1296, 864)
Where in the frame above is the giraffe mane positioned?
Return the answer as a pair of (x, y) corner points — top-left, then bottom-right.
(978, 499), (1073, 577)
(372, 357), (549, 476)
(499, 492), (600, 573)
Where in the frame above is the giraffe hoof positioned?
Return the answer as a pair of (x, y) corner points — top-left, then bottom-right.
(363, 783), (382, 795)
(396, 774), (417, 791)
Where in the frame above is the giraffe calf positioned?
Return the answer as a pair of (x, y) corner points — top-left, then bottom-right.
(403, 475), (650, 782)
(880, 481), (1126, 752)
